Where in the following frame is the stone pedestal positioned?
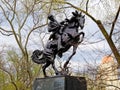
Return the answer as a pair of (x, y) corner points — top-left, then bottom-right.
(33, 76), (87, 90)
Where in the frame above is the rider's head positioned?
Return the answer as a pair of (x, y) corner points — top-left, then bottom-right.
(48, 14), (55, 21)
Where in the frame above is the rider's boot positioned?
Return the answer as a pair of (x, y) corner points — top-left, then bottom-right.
(58, 52), (63, 58)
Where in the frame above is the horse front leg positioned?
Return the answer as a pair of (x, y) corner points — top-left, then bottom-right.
(51, 62), (60, 75)
(78, 32), (85, 44)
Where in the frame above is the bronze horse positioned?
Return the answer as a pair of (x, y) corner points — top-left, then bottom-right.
(31, 11), (85, 77)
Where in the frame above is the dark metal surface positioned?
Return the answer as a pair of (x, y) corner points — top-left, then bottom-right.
(33, 76), (87, 90)
(31, 10), (85, 77)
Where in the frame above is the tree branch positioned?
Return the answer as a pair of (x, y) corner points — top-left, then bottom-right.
(56, 1), (98, 23)
(0, 31), (13, 36)
(0, 68), (18, 90)
(86, 0), (89, 12)
(110, 6), (120, 37)
(0, 1), (26, 55)
(24, 23), (47, 50)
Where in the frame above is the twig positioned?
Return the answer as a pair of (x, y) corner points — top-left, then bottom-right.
(110, 6), (120, 37)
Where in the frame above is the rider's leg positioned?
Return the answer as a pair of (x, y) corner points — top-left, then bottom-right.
(57, 35), (64, 50)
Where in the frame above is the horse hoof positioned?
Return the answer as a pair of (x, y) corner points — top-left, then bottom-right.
(58, 53), (62, 58)
(56, 72), (62, 76)
(44, 76), (49, 78)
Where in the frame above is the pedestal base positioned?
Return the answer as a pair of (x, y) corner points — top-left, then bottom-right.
(33, 76), (87, 90)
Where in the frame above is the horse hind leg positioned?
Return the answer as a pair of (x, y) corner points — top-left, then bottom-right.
(51, 62), (60, 75)
(64, 46), (77, 69)
(42, 62), (50, 77)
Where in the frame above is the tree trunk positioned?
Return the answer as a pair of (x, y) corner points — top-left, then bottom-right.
(96, 20), (120, 65)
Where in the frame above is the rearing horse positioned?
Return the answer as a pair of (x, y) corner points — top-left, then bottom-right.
(31, 10), (85, 77)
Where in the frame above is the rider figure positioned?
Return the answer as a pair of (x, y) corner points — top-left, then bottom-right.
(48, 14), (69, 51)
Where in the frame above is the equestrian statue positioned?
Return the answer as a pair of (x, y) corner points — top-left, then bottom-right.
(31, 10), (85, 77)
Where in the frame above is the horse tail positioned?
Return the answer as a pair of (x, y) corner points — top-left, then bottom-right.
(31, 50), (46, 64)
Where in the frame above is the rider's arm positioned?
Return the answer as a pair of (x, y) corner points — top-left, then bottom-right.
(48, 21), (60, 32)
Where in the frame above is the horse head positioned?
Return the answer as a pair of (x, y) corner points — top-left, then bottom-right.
(71, 10), (85, 29)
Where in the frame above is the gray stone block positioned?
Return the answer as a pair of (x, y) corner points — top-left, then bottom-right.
(33, 76), (87, 90)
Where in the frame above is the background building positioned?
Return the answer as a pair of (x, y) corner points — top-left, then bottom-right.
(97, 56), (120, 90)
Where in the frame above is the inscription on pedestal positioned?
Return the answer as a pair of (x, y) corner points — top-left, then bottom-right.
(54, 79), (64, 90)
(33, 76), (87, 90)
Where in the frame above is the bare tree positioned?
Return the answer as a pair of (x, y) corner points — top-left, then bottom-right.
(0, 0), (48, 89)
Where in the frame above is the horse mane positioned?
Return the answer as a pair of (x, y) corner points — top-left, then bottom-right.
(67, 16), (79, 28)
(68, 16), (76, 23)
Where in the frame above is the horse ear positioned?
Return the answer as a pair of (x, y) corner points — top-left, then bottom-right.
(79, 12), (82, 15)
(72, 12), (77, 16)
(83, 15), (85, 18)
(75, 10), (78, 15)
